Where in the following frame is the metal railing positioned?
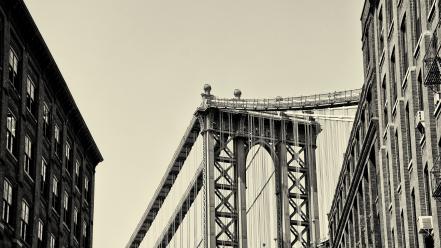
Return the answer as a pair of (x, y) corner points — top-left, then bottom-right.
(431, 156), (441, 201)
(424, 21), (441, 86)
(204, 89), (361, 111)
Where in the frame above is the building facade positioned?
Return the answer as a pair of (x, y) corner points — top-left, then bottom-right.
(328, 0), (441, 247)
(0, 1), (103, 248)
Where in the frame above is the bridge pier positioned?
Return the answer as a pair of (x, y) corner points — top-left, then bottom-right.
(307, 142), (320, 248)
(203, 112), (217, 248)
(201, 110), (322, 248)
(236, 138), (248, 248)
(276, 142), (292, 248)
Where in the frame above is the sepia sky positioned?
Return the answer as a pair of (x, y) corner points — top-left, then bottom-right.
(24, 0), (364, 247)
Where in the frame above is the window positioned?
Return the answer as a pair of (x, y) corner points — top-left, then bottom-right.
(2, 179), (12, 224)
(395, 131), (401, 184)
(366, 91), (373, 124)
(391, 229), (396, 248)
(387, 0), (393, 26)
(63, 191), (70, 224)
(364, 31), (371, 71)
(66, 142), (72, 174)
(37, 220), (44, 248)
(411, 190), (419, 248)
(417, 72), (424, 110)
(401, 211), (406, 248)
(413, 0), (422, 42)
(424, 235), (435, 248)
(382, 78), (388, 128)
(20, 200), (29, 242)
(85, 176), (90, 203)
(43, 103), (50, 138)
(41, 158), (47, 196)
(54, 125), (62, 157)
(73, 207), (79, 240)
(378, 8), (384, 56)
(400, 17), (409, 79)
(26, 76), (36, 115)
(355, 137), (360, 161)
(52, 177), (59, 210)
(49, 234), (56, 248)
(82, 220), (88, 248)
(66, 143), (71, 160)
(360, 117), (366, 140)
(8, 47), (19, 89)
(405, 105), (413, 163)
(391, 49), (398, 103)
(376, 212), (382, 242)
(6, 111), (17, 156)
(24, 136), (33, 178)
(382, 76), (387, 104)
(386, 153), (392, 203)
(424, 165), (432, 215)
(75, 160), (81, 189)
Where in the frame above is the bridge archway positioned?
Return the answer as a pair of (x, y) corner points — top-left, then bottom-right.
(245, 143), (278, 248)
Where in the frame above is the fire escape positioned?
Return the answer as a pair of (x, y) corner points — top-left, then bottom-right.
(424, 22), (441, 89)
(432, 157), (441, 202)
(424, 21), (441, 201)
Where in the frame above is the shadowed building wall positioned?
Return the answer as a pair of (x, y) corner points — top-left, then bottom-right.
(328, 0), (441, 247)
(0, 1), (103, 248)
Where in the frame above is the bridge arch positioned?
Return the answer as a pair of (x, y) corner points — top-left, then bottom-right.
(245, 142), (279, 247)
(245, 139), (279, 167)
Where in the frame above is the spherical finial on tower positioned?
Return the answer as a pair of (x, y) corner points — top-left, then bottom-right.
(203, 84), (212, 95)
(234, 89), (242, 99)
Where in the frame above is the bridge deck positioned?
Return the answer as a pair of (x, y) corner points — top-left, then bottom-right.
(204, 89), (361, 111)
(154, 164), (204, 247)
(126, 117), (201, 248)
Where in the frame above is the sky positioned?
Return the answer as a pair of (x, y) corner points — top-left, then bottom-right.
(23, 0), (365, 247)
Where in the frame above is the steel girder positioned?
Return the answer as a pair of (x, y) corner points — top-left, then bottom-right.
(200, 109), (320, 248)
(286, 145), (310, 247)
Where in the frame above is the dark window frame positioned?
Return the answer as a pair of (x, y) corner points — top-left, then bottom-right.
(6, 110), (17, 156)
(19, 200), (30, 243)
(2, 179), (13, 224)
(8, 47), (20, 90)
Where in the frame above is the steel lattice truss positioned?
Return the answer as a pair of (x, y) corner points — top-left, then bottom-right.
(200, 109), (320, 248)
(286, 145), (310, 247)
(127, 87), (359, 248)
(213, 132), (238, 247)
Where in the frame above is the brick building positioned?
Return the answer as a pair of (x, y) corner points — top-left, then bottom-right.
(0, 1), (103, 248)
(328, 0), (441, 247)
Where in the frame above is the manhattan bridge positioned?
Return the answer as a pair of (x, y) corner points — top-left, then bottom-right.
(127, 85), (361, 248)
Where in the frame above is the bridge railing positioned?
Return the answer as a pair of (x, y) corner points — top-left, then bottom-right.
(205, 89), (362, 111)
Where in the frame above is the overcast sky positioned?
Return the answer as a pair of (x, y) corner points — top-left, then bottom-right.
(24, 0), (364, 247)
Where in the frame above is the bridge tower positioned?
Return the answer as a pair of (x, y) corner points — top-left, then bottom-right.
(199, 85), (321, 247)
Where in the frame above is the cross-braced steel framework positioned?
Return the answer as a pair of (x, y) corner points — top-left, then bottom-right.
(127, 86), (360, 248)
(285, 145), (312, 247)
(200, 108), (320, 248)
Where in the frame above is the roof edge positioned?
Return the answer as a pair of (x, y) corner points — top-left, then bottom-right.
(10, 0), (103, 165)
